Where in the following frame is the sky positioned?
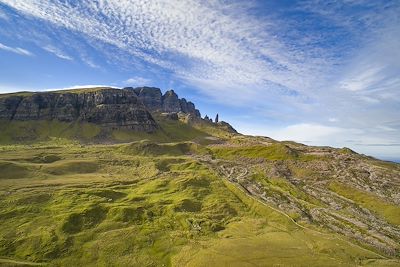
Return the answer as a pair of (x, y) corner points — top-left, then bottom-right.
(0, 0), (399, 161)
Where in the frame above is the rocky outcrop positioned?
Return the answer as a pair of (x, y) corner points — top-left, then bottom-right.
(204, 115), (212, 122)
(131, 87), (163, 111)
(0, 88), (157, 132)
(217, 121), (238, 133)
(179, 98), (201, 118)
(162, 90), (181, 113)
(125, 87), (201, 118)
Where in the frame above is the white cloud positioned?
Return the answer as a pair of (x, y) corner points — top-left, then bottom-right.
(43, 85), (117, 92)
(123, 77), (151, 86)
(339, 65), (384, 92)
(0, 41), (32, 56)
(241, 123), (347, 145)
(43, 45), (73, 61)
(78, 55), (100, 69)
(0, 83), (31, 93)
(0, 84), (117, 94)
(0, 8), (9, 20)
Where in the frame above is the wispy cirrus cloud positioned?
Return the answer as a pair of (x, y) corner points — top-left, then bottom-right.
(0, 0), (337, 98)
(0, 41), (32, 56)
(43, 45), (73, 61)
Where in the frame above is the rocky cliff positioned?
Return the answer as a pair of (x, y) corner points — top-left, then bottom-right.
(0, 88), (157, 132)
(125, 87), (201, 118)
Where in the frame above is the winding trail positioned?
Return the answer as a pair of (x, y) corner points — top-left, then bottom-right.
(0, 258), (46, 266)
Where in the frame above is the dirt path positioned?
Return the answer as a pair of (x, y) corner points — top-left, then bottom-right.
(0, 258), (46, 266)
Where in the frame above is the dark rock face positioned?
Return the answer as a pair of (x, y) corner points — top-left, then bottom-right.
(0, 89), (157, 132)
(162, 90), (181, 113)
(124, 87), (201, 118)
(131, 87), (163, 112)
(180, 98), (201, 118)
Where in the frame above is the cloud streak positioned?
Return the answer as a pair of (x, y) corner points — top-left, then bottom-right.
(0, 41), (32, 56)
(43, 45), (73, 61)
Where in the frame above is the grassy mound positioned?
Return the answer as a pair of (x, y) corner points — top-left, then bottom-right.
(0, 161), (31, 179)
(62, 205), (108, 234)
(174, 199), (202, 212)
(42, 160), (99, 175)
(87, 190), (127, 201)
(30, 154), (61, 163)
(120, 141), (201, 156)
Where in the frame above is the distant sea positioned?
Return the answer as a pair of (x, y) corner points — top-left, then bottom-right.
(378, 157), (400, 163)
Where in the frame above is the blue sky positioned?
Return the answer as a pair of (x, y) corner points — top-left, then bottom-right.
(0, 0), (399, 160)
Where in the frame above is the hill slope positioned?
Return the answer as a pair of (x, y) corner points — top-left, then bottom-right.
(0, 88), (399, 266)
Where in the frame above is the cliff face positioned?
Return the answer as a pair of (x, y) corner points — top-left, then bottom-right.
(126, 87), (201, 118)
(0, 88), (157, 132)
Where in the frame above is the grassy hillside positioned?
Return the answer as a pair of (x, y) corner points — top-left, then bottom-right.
(0, 138), (399, 266)
(0, 107), (399, 266)
(0, 116), (217, 145)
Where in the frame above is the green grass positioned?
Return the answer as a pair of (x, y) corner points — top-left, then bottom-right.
(0, 91), (35, 99)
(211, 143), (297, 160)
(329, 181), (400, 226)
(0, 161), (32, 179)
(0, 120), (101, 144)
(0, 143), (246, 266)
(42, 159), (99, 175)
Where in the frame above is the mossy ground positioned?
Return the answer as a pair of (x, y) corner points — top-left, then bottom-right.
(0, 140), (397, 266)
